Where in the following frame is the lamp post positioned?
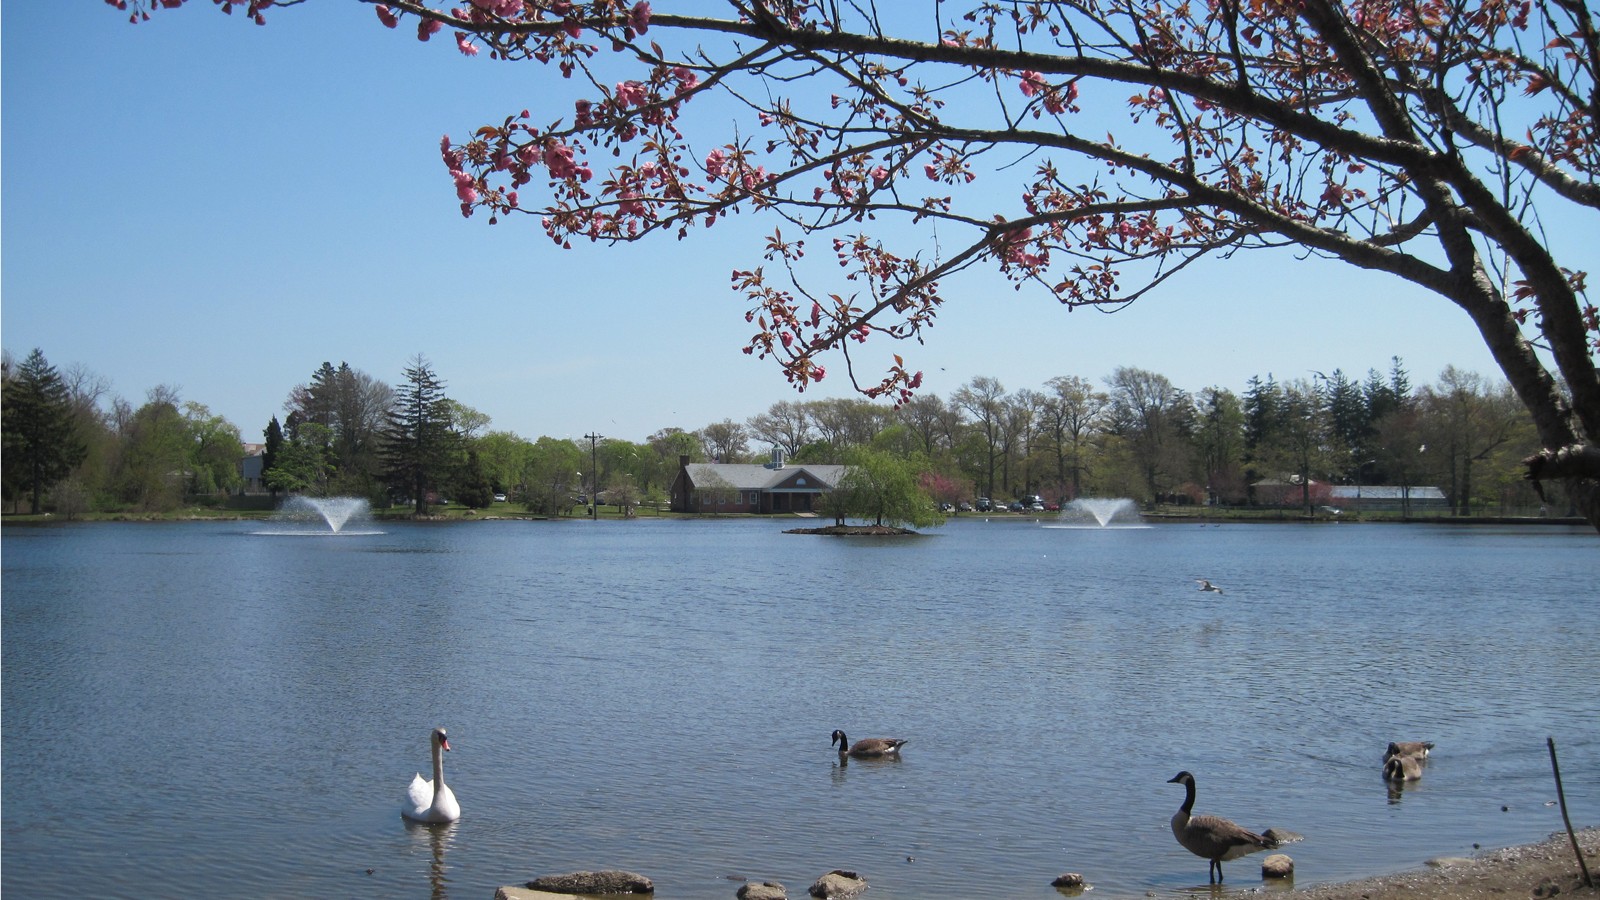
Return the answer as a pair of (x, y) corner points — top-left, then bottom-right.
(584, 432), (603, 520)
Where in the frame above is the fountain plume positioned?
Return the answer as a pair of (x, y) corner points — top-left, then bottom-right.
(1060, 498), (1138, 527)
(278, 496), (372, 534)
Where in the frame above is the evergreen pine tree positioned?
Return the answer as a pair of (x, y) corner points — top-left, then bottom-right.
(262, 416), (285, 498)
(381, 355), (457, 515)
(2, 349), (89, 514)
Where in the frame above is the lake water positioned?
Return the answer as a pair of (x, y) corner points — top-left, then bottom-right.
(3, 516), (1597, 899)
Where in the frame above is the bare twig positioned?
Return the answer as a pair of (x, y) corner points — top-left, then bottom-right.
(1548, 736), (1595, 888)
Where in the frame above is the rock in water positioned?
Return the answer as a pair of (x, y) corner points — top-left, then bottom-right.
(808, 870), (867, 899)
(526, 870), (655, 894)
(1262, 854), (1295, 879)
(737, 881), (788, 900)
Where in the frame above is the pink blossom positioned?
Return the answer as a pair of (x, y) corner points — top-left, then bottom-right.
(455, 32), (479, 56)
(924, 163), (939, 179)
(546, 142), (579, 180)
(375, 4), (398, 28)
(1019, 70), (1046, 97)
(417, 17), (443, 40)
(629, 1), (651, 34)
(451, 170), (479, 204)
(615, 81), (647, 108)
(705, 148), (727, 179)
(871, 166), (890, 185)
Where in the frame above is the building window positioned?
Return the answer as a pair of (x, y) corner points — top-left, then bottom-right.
(796, 478), (807, 486)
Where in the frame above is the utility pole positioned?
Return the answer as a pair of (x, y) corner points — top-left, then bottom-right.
(585, 432), (603, 520)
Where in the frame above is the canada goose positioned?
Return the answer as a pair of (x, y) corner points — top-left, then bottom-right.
(1383, 753), (1423, 782)
(1167, 771), (1277, 883)
(1195, 580), (1224, 594)
(1385, 741), (1434, 761)
(831, 729), (907, 758)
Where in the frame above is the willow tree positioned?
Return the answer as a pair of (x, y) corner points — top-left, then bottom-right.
(124, 0), (1600, 528)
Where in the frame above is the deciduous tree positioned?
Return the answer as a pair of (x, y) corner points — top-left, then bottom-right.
(182, 402), (244, 495)
(522, 435), (583, 514)
(1039, 375), (1107, 501)
(952, 376), (1008, 499)
(746, 400), (813, 458)
(1106, 366), (1193, 504)
(111, 386), (189, 512)
(698, 418), (750, 462)
(830, 447), (943, 528)
(120, 0), (1600, 529)
(265, 422), (336, 495)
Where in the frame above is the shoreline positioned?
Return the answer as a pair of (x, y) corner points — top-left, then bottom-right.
(1286, 827), (1597, 899)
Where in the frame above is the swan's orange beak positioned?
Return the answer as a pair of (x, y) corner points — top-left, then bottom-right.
(440, 736), (451, 751)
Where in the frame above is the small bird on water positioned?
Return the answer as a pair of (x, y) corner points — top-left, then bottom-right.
(1195, 579), (1225, 594)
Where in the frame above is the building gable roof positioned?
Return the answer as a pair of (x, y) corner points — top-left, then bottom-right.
(683, 463), (845, 491)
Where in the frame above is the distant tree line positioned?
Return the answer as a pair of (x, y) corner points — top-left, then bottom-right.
(708, 358), (1561, 517)
(2, 348), (1568, 518)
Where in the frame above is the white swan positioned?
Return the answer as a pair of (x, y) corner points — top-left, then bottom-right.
(402, 727), (460, 823)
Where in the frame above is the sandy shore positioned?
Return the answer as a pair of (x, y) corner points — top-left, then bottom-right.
(1288, 827), (1598, 900)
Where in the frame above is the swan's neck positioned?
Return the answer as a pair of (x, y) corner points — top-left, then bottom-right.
(431, 741), (446, 796)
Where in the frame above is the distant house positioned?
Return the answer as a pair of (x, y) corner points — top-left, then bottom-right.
(240, 442), (267, 494)
(670, 451), (846, 514)
(1252, 478), (1448, 511)
(1327, 484), (1448, 511)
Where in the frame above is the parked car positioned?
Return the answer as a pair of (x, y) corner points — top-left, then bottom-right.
(1007, 500), (1025, 512)
(976, 497), (994, 512)
(957, 501), (973, 512)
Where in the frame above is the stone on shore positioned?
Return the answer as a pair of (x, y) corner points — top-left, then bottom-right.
(808, 869), (867, 899)
(1050, 872), (1088, 891)
(1262, 854), (1295, 879)
(736, 880), (788, 900)
(525, 870), (655, 894)
(495, 889), (577, 900)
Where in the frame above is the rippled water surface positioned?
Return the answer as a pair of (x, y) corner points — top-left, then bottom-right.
(3, 517), (1597, 899)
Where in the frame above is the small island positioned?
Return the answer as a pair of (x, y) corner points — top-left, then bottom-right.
(784, 524), (918, 536)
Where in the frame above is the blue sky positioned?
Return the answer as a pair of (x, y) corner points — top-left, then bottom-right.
(3, 3), (1584, 445)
